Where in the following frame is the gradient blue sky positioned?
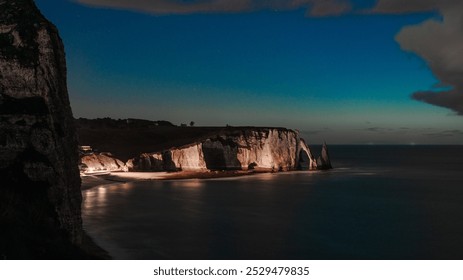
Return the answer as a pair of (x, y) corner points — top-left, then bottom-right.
(35, 0), (463, 144)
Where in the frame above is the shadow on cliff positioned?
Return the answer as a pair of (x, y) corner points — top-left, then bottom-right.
(202, 138), (241, 171)
(298, 149), (311, 170)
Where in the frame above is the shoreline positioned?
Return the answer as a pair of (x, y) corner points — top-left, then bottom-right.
(81, 170), (272, 190)
(79, 169), (285, 259)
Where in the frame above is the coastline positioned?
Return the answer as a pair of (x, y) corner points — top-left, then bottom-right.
(79, 169), (278, 259)
(81, 170), (269, 190)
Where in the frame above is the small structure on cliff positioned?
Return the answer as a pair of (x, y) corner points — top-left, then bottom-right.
(78, 145), (94, 155)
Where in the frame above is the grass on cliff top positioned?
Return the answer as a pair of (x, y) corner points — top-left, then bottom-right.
(76, 118), (292, 161)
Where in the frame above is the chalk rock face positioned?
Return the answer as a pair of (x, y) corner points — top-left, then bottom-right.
(298, 138), (317, 170)
(316, 142), (332, 170)
(127, 143), (207, 171)
(0, 0), (83, 257)
(235, 129), (299, 171)
(171, 143), (207, 171)
(203, 138), (242, 170)
(128, 128), (324, 172)
(81, 153), (127, 172)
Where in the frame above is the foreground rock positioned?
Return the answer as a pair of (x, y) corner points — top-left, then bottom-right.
(81, 153), (127, 173)
(127, 128), (331, 172)
(0, 0), (86, 258)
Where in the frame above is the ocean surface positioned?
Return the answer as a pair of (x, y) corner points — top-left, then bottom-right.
(82, 145), (463, 259)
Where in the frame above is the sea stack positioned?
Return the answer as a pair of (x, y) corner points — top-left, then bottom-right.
(316, 142), (332, 170)
(0, 0), (83, 258)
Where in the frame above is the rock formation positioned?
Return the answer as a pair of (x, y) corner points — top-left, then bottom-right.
(316, 142), (332, 170)
(0, 0), (84, 258)
(80, 153), (127, 173)
(127, 128), (329, 172)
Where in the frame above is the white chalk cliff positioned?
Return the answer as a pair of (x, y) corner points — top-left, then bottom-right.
(127, 128), (330, 172)
(81, 153), (127, 172)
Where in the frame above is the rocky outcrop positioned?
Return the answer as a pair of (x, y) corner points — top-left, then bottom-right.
(128, 128), (329, 172)
(126, 143), (208, 171)
(316, 142), (332, 170)
(298, 138), (317, 170)
(81, 153), (127, 172)
(1, 0), (84, 258)
(171, 143), (207, 171)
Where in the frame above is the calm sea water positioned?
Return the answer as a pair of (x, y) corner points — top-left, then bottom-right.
(82, 145), (463, 259)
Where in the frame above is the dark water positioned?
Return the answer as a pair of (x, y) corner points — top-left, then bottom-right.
(82, 145), (463, 259)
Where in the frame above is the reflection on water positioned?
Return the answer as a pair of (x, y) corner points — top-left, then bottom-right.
(170, 179), (205, 188)
(82, 146), (463, 260)
(83, 184), (135, 211)
(82, 187), (107, 215)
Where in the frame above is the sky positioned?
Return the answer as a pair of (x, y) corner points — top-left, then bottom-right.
(34, 0), (463, 144)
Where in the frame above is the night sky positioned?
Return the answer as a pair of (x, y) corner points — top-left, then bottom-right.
(34, 0), (463, 144)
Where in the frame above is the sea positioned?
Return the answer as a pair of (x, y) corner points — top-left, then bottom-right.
(81, 145), (463, 260)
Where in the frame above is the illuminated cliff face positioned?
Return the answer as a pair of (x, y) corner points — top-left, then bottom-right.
(234, 129), (300, 171)
(127, 128), (323, 172)
(171, 143), (208, 171)
(0, 0), (83, 257)
(81, 153), (127, 173)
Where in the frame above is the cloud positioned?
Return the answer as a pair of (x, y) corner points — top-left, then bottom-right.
(365, 127), (384, 132)
(74, 0), (463, 115)
(74, 0), (351, 16)
(306, 0), (351, 17)
(373, 0), (463, 115)
(371, 0), (439, 14)
(413, 90), (463, 115)
(424, 129), (463, 137)
(358, 127), (393, 133)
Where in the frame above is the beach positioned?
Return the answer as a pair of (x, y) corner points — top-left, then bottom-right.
(80, 170), (267, 190)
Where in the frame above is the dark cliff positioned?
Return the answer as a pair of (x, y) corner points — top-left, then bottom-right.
(0, 0), (84, 258)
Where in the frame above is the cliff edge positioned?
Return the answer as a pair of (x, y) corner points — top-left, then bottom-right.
(127, 128), (330, 172)
(0, 0), (84, 258)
